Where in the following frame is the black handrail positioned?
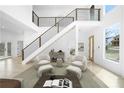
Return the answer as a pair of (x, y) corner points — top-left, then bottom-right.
(22, 8), (101, 60)
(24, 9), (76, 50)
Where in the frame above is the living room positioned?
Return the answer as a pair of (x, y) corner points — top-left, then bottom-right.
(0, 1), (124, 92)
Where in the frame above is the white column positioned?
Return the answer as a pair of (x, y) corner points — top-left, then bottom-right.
(75, 24), (79, 55)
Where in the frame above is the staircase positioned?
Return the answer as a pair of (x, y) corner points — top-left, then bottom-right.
(22, 8), (101, 64)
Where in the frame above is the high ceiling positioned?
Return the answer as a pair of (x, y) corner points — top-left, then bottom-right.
(0, 11), (33, 35)
(33, 5), (102, 17)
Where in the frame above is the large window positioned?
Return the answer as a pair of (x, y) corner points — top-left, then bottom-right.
(104, 5), (116, 15)
(105, 5), (116, 13)
(105, 23), (120, 62)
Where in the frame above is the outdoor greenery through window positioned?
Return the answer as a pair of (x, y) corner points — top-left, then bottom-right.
(105, 23), (120, 62)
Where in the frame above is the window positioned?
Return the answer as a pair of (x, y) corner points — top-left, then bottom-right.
(105, 23), (120, 62)
(104, 5), (116, 14)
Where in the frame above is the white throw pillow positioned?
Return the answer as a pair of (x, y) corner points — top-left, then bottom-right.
(34, 60), (50, 69)
(38, 60), (50, 65)
(71, 55), (83, 62)
(72, 61), (83, 66)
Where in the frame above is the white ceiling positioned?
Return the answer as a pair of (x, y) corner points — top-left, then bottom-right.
(33, 5), (102, 17)
(0, 11), (33, 35)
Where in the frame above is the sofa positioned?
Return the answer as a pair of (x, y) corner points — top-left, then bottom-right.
(0, 78), (23, 88)
(71, 55), (87, 71)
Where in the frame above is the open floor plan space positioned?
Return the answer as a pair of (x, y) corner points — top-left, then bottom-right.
(0, 58), (124, 88)
(0, 5), (124, 88)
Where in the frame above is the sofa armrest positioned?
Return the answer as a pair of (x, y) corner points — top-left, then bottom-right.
(0, 78), (24, 88)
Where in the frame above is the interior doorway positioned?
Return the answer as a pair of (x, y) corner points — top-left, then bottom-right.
(89, 35), (94, 62)
(0, 42), (11, 59)
(17, 41), (23, 57)
(0, 43), (5, 57)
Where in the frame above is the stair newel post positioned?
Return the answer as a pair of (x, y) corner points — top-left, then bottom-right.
(55, 17), (57, 26)
(72, 17), (74, 22)
(76, 9), (78, 20)
(38, 17), (39, 26)
(57, 23), (59, 33)
(32, 11), (34, 22)
(22, 49), (24, 60)
(98, 9), (100, 21)
(39, 36), (41, 47)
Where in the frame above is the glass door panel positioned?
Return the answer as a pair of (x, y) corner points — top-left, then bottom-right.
(0, 43), (5, 57)
(7, 42), (11, 56)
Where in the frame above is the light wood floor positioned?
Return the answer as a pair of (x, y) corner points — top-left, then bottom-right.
(88, 62), (124, 88)
(0, 58), (33, 78)
(0, 58), (124, 88)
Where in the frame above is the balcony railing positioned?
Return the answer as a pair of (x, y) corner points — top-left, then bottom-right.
(22, 8), (100, 61)
(32, 8), (100, 27)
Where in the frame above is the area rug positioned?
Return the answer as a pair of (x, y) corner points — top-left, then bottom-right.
(14, 65), (108, 88)
(33, 71), (81, 88)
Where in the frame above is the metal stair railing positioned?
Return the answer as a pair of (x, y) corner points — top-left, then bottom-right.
(22, 8), (100, 60)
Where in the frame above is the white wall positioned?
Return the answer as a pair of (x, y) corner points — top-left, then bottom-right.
(82, 6), (124, 76)
(0, 6), (40, 32)
(77, 21), (101, 57)
(33, 5), (102, 17)
(33, 21), (101, 63)
(34, 27), (76, 62)
(75, 6), (124, 77)
(1, 30), (23, 57)
(120, 7), (124, 77)
(33, 5), (90, 17)
(78, 28), (89, 57)
(0, 7), (42, 57)
(23, 30), (39, 47)
(0, 6), (49, 55)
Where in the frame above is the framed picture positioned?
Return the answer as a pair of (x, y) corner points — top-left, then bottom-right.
(70, 48), (75, 55)
(78, 42), (84, 52)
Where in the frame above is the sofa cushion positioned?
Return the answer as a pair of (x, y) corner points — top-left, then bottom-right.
(66, 65), (82, 79)
(38, 64), (54, 77)
(72, 61), (83, 66)
(38, 60), (50, 65)
(34, 60), (50, 69)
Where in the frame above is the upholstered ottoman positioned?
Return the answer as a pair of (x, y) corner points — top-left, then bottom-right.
(72, 61), (85, 71)
(37, 64), (54, 77)
(34, 60), (50, 69)
(66, 65), (82, 79)
(71, 56), (88, 72)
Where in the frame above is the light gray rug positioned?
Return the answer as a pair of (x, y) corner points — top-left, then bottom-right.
(14, 64), (108, 88)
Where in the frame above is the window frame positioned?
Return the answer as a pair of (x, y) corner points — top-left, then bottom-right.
(104, 23), (120, 63)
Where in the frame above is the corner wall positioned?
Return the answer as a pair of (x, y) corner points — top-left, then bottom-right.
(0, 6), (40, 32)
(1, 31), (23, 57)
(34, 27), (76, 62)
(87, 6), (124, 76)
